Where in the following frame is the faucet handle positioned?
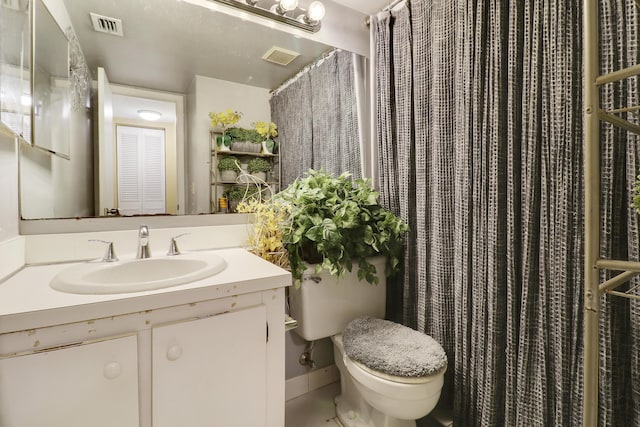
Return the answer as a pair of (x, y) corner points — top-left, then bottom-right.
(89, 239), (119, 262)
(167, 233), (190, 256)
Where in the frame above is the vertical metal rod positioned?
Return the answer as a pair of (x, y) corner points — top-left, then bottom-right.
(583, 0), (600, 425)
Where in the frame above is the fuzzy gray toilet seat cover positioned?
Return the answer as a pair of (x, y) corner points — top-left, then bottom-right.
(342, 317), (447, 377)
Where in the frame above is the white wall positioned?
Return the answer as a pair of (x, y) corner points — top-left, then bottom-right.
(0, 131), (24, 280)
(0, 133), (19, 241)
(187, 75), (271, 214)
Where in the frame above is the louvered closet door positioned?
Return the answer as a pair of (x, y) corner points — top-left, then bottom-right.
(116, 126), (166, 215)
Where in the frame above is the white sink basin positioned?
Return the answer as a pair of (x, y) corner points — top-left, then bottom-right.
(50, 252), (227, 294)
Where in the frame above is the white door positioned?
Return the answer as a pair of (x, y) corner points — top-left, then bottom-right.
(117, 125), (166, 215)
(152, 305), (267, 427)
(0, 335), (139, 427)
(96, 67), (115, 215)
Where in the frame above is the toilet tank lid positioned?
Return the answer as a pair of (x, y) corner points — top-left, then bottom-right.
(342, 317), (447, 377)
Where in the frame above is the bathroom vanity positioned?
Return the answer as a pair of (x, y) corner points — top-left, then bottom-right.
(0, 248), (290, 427)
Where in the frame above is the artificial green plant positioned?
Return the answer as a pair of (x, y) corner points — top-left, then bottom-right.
(274, 170), (409, 287)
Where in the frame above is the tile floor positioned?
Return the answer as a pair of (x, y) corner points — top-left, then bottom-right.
(284, 382), (453, 427)
(285, 382), (341, 427)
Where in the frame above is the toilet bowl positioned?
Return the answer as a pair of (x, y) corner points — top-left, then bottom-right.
(288, 257), (447, 427)
(331, 319), (446, 427)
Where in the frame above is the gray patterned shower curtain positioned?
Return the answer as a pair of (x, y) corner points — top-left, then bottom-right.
(374, 0), (640, 425)
(270, 50), (363, 187)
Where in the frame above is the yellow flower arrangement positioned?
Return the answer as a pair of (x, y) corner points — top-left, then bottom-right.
(237, 198), (291, 270)
(209, 109), (243, 150)
(209, 109), (242, 128)
(253, 121), (278, 139)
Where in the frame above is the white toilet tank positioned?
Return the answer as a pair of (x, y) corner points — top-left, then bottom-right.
(289, 257), (387, 341)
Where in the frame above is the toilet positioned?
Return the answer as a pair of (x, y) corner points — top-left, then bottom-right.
(288, 257), (447, 427)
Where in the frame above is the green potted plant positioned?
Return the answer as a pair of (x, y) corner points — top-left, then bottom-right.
(225, 185), (259, 212)
(226, 127), (262, 152)
(274, 170), (409, 286)
(246, 128), (263, 152)
(247, 157), (271, 181)
(226, 127), (246, 151)
(217, 156), (241, 182)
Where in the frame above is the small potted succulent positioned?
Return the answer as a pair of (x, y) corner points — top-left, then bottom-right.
(217, 156), (241, 182)
(247, 157), (271, 181)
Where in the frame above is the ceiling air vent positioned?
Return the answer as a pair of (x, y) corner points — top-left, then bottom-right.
(90, 13), (123, 37)
(262, 46), (300, 67)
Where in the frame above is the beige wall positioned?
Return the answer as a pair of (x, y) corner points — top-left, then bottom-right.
(187, 75), (271, 214)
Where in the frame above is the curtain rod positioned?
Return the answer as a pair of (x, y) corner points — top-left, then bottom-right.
(270, 49), (340, 98)
(365, 0), (407, 27)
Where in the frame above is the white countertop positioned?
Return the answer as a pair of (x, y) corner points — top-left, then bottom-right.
(0, 248), (291, 334)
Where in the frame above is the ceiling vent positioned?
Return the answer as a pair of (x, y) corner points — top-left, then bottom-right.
(262, 46), (300, 67)
(90, 13), (123, 37)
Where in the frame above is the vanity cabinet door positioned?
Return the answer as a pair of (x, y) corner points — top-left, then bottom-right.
(0, 334), (139, 427)
(152, 305), (267, 427)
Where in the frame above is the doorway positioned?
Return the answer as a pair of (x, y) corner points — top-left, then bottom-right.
(116, 125), (166, 215)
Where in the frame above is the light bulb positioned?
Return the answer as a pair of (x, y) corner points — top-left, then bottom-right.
(306, 1), (325, 22)
(279, 0), (298, 11)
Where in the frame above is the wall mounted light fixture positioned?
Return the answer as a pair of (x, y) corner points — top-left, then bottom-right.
(208, 0), (325, 33)
(138, 110), (162, 121)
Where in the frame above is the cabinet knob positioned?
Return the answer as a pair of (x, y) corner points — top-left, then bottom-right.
(167, 345), (183, 361)
(103, 361), (122, 380)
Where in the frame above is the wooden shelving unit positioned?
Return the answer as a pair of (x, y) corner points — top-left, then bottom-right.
(209, 131), (281, 213)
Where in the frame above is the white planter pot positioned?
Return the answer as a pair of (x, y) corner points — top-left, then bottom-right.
(220, 170), (238, 182)
(261, 140), (273, 154)
(251, 171), (266, 181)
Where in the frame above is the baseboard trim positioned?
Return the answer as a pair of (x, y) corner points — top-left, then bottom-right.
(285, 364), (339, 401)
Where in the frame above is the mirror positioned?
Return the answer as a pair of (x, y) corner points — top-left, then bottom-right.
(19, 0), (368, 221)
(0, 0), (31, 141)
(32, 0), (70, 157)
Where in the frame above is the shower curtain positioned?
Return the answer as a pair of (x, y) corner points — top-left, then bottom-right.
(270, 50), (365, 187)
(374, 0), (640, 425)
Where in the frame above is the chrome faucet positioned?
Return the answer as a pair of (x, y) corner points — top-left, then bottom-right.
(137, 225), (151, 259)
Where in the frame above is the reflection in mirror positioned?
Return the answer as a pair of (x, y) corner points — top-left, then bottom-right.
(32, 0), (70, 157)
(0, 0), (31, 141)
(19, 0), (368, 221)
